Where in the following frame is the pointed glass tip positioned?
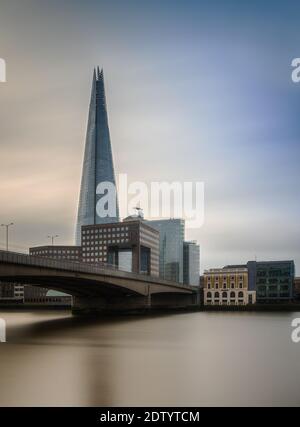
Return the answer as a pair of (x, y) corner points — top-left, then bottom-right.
(96, 66), (104, 81)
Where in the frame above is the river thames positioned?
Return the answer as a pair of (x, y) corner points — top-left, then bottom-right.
(0, 310), (300, 406)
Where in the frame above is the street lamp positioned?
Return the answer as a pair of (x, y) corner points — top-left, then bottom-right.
(1, 222), (14, 252)
(47, 235), (59, 246)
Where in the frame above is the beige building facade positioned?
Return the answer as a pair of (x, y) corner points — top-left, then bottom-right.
(204, 266), (256, 306)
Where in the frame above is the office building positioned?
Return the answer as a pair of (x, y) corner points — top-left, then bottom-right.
(29, 245), (82, 261)
(147, 219), (185, 283)
(82, 218), (159, 276)
(204, 266), (256, 306)
(75, 68), (119, 245)
(183, 241), (200, 286)
(247, 260), (295, 303)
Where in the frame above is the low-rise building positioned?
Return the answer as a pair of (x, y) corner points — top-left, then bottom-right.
(0, 282), (24, 302)
(25, 245), (81, 304)
(204, 266), (256, 306)
(29, 245), (82, 261)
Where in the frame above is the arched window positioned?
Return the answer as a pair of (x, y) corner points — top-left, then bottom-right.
(238, 291), (244, 298)
(215, 292), (220, 299)
(207, 292), (212, 299)
(230, 291), (235, 299)
(222, 291), (227, 299)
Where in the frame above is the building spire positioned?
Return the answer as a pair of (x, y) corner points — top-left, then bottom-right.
(96, 66), (104, 81)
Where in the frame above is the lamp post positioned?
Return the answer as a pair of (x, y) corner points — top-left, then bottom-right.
(47, 234), (59, 246)
(1, 222), (14, 252)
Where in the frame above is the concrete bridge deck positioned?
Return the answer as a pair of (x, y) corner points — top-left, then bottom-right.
(0, 251), (199, 314)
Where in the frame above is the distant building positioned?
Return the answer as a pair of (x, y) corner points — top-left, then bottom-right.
(0, 282), (24, 302)
(204, 266), (256, 306)
(25, 245), (81, 303)
(247, 260), (295, 303)
(23, 286), (48, 301)
(147, 219), (185, 283)
(183, 241), (200, 286)
(29, 245), (82, 261)
(82, 219), (159, 276)
(294, 277), (300, 300)
(24, 288), (72, 306)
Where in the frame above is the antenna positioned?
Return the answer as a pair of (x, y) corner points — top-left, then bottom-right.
(134, 206), (144, 218)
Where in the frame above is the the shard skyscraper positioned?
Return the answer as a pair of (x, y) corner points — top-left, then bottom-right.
(75, 67), (119, 245)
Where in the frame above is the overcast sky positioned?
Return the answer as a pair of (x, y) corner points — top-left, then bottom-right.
(0, 0), (299, 273)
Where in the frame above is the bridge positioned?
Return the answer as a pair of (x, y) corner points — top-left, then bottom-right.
(0, 251), (199, 314)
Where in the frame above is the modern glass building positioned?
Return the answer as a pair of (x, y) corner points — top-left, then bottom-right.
(247, 260), (295, 302)
(183, 241), (200, 286)
(147, 219), (185, 283)
(75, 68), (119, 245)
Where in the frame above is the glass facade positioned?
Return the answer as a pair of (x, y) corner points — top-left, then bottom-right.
(147, 219), (185, 283)
(248, 261), (295, 302)
(76, 68), (119, 245)
(183, 241), (200, 286)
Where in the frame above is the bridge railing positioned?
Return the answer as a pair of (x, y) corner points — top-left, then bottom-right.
(0, 250), (195, 290)
(0, 250), (128, 275)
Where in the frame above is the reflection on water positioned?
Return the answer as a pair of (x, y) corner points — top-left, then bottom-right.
(0, 309), (300, 406)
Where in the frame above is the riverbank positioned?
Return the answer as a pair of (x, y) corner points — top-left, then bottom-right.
(1, 303), (300, 314)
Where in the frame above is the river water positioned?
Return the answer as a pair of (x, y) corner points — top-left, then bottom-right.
(0, 309), (299, 406)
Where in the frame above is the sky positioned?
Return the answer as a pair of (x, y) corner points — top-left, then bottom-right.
(0, 0), (300, 273)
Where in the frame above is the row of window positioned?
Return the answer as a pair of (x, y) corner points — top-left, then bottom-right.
(83, 253), (106, 258)
(206, 291), (245, 299)
(207, 275), (245, 281)
(83, 258), (107, 263)
(83, 227), (129, 234)
(83, 238), (128, 245)
(207, 283), (244, 289)
(83, 246), (107, 252)
(33, 250), (80, 255)
(83, 233), (129, 240)
(34, 255), (80, 260)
